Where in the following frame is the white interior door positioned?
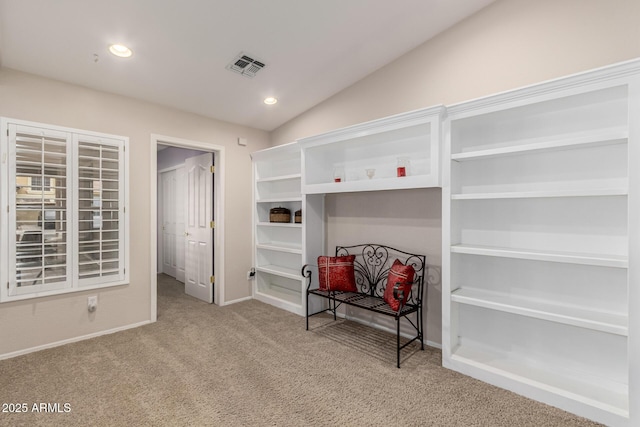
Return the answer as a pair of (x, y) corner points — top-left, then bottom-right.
(175, 165), (186, 283)
(160, 170), (177, 278)
(185, 152), (213, 303)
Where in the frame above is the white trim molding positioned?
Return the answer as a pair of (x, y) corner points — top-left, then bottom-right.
(0, 320), (151, 361)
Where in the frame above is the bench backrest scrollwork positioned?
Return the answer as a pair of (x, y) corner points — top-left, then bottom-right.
(335, 244), (426, 306)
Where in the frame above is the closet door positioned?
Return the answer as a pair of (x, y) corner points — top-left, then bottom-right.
(184, 152), (213, 303)
(160, 169), (177, 278)
(175, 166), (186, 283)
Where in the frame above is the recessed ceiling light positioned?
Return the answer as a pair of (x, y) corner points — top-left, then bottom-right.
(264, 97), (278, 105)
(109, 44), (133, 58)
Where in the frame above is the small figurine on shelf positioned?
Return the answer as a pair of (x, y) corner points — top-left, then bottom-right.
(365, 168), (376, 179)
(333, 165), (344, 183)
(397, 157), (410, 177)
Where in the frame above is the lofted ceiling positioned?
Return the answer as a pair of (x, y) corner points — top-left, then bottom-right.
(0, 0), (495, 131)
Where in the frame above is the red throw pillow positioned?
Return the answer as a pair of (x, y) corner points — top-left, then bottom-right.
(317, 255), (357, 292)
(384, 259), (415, 311)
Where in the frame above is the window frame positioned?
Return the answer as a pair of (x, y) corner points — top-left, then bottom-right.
(0, 118), (129, 302)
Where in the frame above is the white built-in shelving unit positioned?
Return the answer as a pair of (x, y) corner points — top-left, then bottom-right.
(251, 142), (323, 316)
(252, 107), (443, 316)
(252, 61), (640, 425)
(299, 106), (444, 194)
(442, 59), (640, 427)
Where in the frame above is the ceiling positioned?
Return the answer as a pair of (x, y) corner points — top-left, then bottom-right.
(0, 0), (495, 131)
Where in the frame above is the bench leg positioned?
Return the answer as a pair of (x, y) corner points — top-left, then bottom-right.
(397, 317), (401, 369)
(419, 309), (424, 351)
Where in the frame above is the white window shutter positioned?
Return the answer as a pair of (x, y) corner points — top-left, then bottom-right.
(76, 134), (125, 287)
(10, 124), (71, 295)
(1, 119), (128, 302)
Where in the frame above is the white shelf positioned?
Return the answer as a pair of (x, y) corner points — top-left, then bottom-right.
(254, 289), (303, 313)
(256, 221), (302, 229)
(450, 344), (628, 417)
(255, 264), (300, 281)
(451, 187), (628, 200)
(451, 127), (628, 161)
(256, 173), (301, 183)
(256, 197), (302, 203)
(450, 244), (628, 268)
(256, 243), (302, 254)
(304, 175), (436, 195)
(257, 281), (301, 298)
(451, 288), (628, 335)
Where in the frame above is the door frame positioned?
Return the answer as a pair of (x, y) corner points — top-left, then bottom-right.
(150, 134), (225, 321)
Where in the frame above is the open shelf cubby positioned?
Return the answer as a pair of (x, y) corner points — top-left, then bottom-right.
(299, 106), (444, 194)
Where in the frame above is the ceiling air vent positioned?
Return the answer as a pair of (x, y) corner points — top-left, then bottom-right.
(226, 52), (266, 78)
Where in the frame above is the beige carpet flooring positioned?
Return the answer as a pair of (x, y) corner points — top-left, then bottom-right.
(0, 274), (602, 426)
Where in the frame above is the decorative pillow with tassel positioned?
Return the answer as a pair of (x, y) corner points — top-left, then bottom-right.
(317, 255), (357, 292)
(384, 259), (415, 311)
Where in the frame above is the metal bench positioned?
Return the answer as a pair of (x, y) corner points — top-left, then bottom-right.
(303, 244), (426, 368)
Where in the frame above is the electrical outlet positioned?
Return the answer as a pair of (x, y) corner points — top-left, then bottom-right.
(87, 296), (98, 312)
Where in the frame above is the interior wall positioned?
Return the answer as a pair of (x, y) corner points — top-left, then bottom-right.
(0, 68), (269, 357)
(270, 0), (640, 346)
(325, 189), (442, 344)
(271, 0), (640, 145)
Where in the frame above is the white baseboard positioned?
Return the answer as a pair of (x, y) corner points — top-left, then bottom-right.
(223, 295), (253, 306)
(0, 320), (152, 361)
(426, 340), (442, 349)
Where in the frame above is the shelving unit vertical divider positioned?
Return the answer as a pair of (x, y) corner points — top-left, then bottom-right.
(441, 112), (454, 365)
(626, 76), (640, 427)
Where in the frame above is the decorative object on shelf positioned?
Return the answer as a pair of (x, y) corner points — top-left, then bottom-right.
(294, 209), (302, 223)
(333, 165), (344, 183)
(397, 157), (409, 177)
(365, 168), (376, 179)
(269, 206), (291, 223)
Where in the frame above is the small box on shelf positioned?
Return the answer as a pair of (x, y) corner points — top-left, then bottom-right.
(269, 206), (291, 223)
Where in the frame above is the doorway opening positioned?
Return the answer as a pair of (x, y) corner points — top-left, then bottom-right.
(150, 134), (225, 322)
